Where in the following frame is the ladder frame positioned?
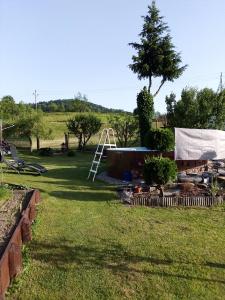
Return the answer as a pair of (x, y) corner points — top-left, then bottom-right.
(87, 128), (116, 181)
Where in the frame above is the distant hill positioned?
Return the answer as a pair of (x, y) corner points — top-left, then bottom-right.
(31, 98), (127, 114)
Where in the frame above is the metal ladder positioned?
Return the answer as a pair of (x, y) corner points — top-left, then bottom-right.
(87, 128), (117, 181)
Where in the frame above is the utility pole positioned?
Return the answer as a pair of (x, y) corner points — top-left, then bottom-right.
(33, 90), (39, 111)
(220, 72), (223, 92)
(217, 73), (223, 94)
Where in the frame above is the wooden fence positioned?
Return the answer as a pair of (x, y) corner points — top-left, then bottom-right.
(131, 195), (223, 207)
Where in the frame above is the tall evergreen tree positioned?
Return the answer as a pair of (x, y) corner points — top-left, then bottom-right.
(129, 1), (187, 96)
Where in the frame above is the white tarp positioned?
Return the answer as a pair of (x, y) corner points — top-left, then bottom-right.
(175, 128), (225, 160)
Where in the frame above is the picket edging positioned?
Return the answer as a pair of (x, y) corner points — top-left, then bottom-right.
(131, 194), (223, 207)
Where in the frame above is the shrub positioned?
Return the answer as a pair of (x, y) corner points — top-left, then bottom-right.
(144, 128), (174, 151)
(38, 147), (54, 156)
(143, 156), (177, 186)
(67, 150), (76, 157)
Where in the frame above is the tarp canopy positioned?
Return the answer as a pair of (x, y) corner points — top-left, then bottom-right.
(175, 128), (225, 160)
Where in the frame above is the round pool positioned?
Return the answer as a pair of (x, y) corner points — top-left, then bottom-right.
(107, 147), (207, 180)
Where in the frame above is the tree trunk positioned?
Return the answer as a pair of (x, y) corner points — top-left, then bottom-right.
(64, 133), (69, 150)
(28, 136), (33, 153)
(36, 137), (40, 150)
(158, 185), (164, 197)
(78, 133), (83, 151)
(148, 75), (152, 93)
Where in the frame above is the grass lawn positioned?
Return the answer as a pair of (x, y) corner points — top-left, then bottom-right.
(4, 152), (225, 300)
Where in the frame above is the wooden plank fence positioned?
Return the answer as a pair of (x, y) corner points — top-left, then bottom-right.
(131, 195), (223, 207)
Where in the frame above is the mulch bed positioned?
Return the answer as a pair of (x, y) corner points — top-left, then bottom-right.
(0, 189), (32, 257)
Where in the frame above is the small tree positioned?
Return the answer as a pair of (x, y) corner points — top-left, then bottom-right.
(108, 114), (139, 147)
(143, 156), (177, 195)
(67, 114), (101, 150)
(0, 96), (18, 121)
(165, 93), (176, 128)
(137, 87), (154, 146)
(129, 1), (187, 96)
(16, 109), (52, 152)
(144, 128), (174, 151)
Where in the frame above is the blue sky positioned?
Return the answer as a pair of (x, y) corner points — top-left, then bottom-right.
(0, 0), (225, 112)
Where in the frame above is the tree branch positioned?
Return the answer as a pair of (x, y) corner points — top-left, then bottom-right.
(153, 79), (166, 97)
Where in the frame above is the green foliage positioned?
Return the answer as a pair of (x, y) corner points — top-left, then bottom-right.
(166, 87), (225, 129)
(38, 148), (54, 156)
(36, 98), (126, 114)
(210, 177), (220, 197)
(15, 109), (53, 151)
(143, 156), (177, 185)
(137, 87), (154, 146)
(108, 114), (139, 147)
(0, 185), (11, 207)
(129, 1), (187, 96)
(67, 150), (76, 157)
(0, 96), (18, 121)
(165, 93), (176, 128)
(144, 128), (174, 151)
(67, 114), (101, 150)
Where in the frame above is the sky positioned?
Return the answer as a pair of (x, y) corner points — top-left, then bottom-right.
(0, 0), (225, 113)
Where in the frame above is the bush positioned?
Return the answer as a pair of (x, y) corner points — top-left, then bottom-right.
(143, 156), (177, 186)
(38, 147), (54, 156)
(67, 150), (76, 157)
(144, 128), (174, 151)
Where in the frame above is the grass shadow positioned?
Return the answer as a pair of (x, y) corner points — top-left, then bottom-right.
(30, 239), (225, 285)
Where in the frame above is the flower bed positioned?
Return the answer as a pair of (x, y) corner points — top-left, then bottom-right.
(0, 188), (40, 299)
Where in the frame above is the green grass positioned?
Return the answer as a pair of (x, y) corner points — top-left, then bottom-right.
(4, 152), (225, 300)
(8, 112), (161, 149)
(0, 185), (11, 208)
(43, 112), (114, 139)
(8, 112), (117, 149)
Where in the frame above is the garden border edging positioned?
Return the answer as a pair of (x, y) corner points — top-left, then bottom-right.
(0, 189), (40, 300)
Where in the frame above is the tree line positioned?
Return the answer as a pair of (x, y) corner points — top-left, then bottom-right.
(166, 87), (225, 130)
(31, 98), (126, 114)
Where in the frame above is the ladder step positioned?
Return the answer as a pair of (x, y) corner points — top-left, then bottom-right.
(90, 169), (97, 173)
(93, 161), (100, 164)
(95, 152), (102, 155)
(99, 144), (116, 147)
